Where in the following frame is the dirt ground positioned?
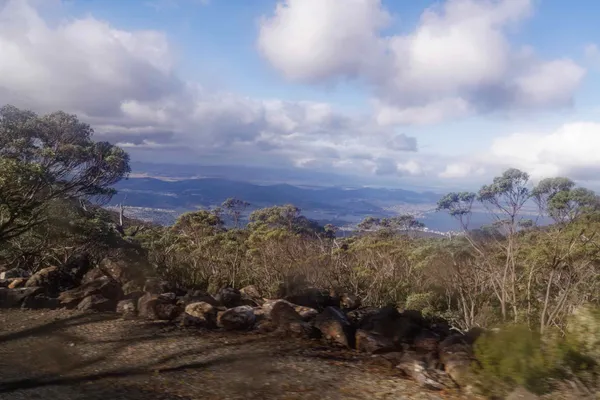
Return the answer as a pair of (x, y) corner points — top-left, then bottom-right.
(0, 309), (474, 400)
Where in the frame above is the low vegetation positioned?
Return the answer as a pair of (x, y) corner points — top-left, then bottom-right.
(1, 105), (599, 398)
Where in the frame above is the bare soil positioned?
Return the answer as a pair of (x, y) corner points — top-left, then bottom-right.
(0, 309), (475, 400)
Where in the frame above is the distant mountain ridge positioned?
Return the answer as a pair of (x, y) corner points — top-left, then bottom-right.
(111, 177), (441, 213)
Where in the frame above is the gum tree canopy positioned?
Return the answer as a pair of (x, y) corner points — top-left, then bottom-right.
(0, 105), (130, 243)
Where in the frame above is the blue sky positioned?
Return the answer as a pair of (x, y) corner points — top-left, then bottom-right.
(2, 0), (600, 189)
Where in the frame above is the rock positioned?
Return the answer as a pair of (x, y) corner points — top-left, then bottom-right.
(77, 294), (116, 312)
(414, 330), (441, 353)
(284, 288), (338, 311)
(355, 329), (395, 353)
(121, 280), (143, 296)
(340, 293), (361, 311)
(158, 292), (177, 302)
(137, 292), (182, 321)
(0, 287), (44, 308)
(58, 277), (123, 309)
(82, 268), (105, 284)
(63, 253), (92, 281)
(240, 285), (264, 306)
(215, 286), (242, 308)
(0, 268), (30, 280)
(8, 278), (27, 289)
(184, 302), (217, 327)
(315, 307), (354, 348)
(123, 290), (145, 302)
(25, 266), (78, 296)
(181, 291), (220, 307)
(346, 306), (380, 327)
(270, 301), (315, 338)
(439, 334), (474, 387)
(21, 294), (60, 310)
(396, 352), (454, 390)
(262, 299), (318, 321)
(218, 305), (256, 330)
(116, 299), (137, 318)
(143, 278), (175, 295)
(358, 306), (421, 346)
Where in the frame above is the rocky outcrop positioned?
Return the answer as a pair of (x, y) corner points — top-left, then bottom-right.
(355, 329), (395, 353)
(262, 299), (318, 321)
(77, 294), (116, 312)
(137, 292), (182, 321)
(395, 351), (455, 390)
(269, 300), (315, 338)
(438, 334), (474, 387)
(184, 301), (217, 327)
(284, 288), (338, 311)
(0, 268), (29, 280)
(218, 305), (256, 330)
(215, 286), (242, 308)
(240, 285), (264, 306)
(340, 293), (361, 311)
(116, 299), (137, 318)
(58, 277), (123, 310)
(8, 278), (26, 289)
(315, 307), (354, 348)
(25, 266), (78, 297)
(0, 287), (44, 308)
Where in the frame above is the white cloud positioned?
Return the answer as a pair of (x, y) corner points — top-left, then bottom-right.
(0, 0), (418, 178)
(257, 0), (390, 83)
(259, 0), (586, 124)
(438, 122), (600, 185)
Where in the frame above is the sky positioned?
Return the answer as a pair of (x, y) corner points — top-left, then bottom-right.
(1, 0), (600, 190)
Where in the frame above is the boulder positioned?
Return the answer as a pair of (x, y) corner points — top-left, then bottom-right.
(284, 288), (338, 311)
(340, 293), (361, 311)
(355, 329), (395, 353)
(396, 352), (454, 390)
(181, 291), (220, 307)
(21, 294), (60, 310)
(413, 330), (441, 353)
(439, 334), (475, 387)
(137, 292), (182, 321)
(25, 266), (78, 296)
(215, 286), (242, 308)
(0, 287), (44, 308)
(358, 306), (422, 346)
(0, 268), (29, 280)
(218, 305), (256, 331)
(77, 294), (116, 312)
(8, 278), (27, 289)
(315, 307), (354, 348)
(143, 278), (176, 295)
(262, 299), (318, 321)
(58, 277), (123, 309)
(270, 301), (315, 338)
(116, 299), (137, 318)
(184, 301), (217, 327)
(81, 268), (105, 284)
(240, 285), (264, 306)
(121, 280), (143, 296)
(346, 306), (381, 327)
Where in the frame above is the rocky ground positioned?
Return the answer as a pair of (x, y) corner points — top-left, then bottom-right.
(0, 309), (477, 400)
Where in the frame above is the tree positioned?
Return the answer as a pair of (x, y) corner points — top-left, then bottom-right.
(221, 197), (250, 228)
(0, 105), (130, 243)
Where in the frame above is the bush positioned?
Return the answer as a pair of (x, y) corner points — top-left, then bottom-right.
(473, 324), (563, 396)
(473, 322), (599, 398)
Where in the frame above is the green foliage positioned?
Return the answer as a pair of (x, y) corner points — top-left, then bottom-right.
(0, 105), (130, 243)
(474, 325), (561, 395)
